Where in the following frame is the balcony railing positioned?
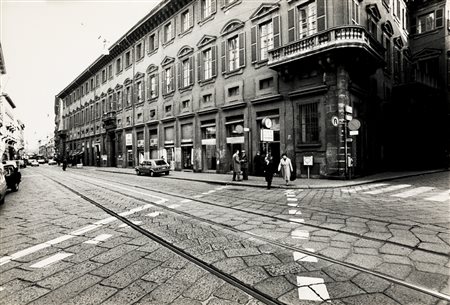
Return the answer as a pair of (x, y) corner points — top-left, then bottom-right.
(102, 111), (117, 130)
(268, 25), (384, 67)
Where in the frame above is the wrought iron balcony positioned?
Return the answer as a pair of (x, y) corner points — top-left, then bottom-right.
(102, 111), (117, 130)
(268, 25), (384, 68)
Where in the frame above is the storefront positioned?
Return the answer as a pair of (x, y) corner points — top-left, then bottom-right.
(200, 119), (217, 171)
(180, 123), (193, 170)
(125, 132), (133, 167)
(225, 115), (245, 172)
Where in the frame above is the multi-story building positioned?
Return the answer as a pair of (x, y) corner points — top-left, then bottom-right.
(55, 0), (449, 178)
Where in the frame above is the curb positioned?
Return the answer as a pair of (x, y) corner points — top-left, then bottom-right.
(91, 168), (448, 189)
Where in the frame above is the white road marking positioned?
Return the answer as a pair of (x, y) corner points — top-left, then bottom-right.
(290, 218), (305, 223)
(391, 186), (435, 198)
(297, 286), (322, 302)
(286, 194), (296, 197)
(193, 195), (203, 198)
(84, 234), (112, 245)
(288, 203), (298, 207)
(71, 224), (100, 236)
(346, 183), (389, 193)
(94, 217), (117, 225)
(0, 287), (4, 292)
(119, 221), (142, 228)
(287, 198), (298, 202)
(180, 199), (192, 203)
(289, 210), (300, 215)
(45, 235), (73, 245)
(363, 184), (411, 195)
(168, 204), (180, 209)
(425, 190), (450, 202)
(291, 229), (310, 239)
(146, 212), (162, 217)
(30, 252), (73, 268)
(294, 251), (318, 263)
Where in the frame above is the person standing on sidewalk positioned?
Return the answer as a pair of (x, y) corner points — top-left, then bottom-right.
(241, 150), (249, 180)
(264, 154), (275, 189)
(232, 150), (241, 181)
(278, 153), (293, 186)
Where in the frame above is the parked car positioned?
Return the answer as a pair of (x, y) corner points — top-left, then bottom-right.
(30, 160), (39, 167)
(135, 159), (170, 176)
(48, 159), (57, 165)
(37, 158), (46, 164)
(3, 161), (21, 192)
(0, 164), (7, 204)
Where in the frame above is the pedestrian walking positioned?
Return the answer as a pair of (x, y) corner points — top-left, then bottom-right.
(62, 158), (67, 171)
(254, 151), (263, 176)
(232, 150), (241, 181)
(264, 154), (275, 189)
(278, 153), (294, 186)
(241, 150), (249, 180)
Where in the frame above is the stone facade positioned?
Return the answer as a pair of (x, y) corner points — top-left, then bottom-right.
(55, 0), (449, 178)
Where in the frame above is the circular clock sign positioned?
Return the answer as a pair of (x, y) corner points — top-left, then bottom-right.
(262, 117), (272, 129)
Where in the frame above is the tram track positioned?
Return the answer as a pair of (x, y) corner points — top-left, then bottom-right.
(41, 169), (450, 302)
(70, 169), (449, 257)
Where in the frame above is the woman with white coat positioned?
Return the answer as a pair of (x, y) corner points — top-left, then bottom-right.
(278, 153), (294, 186)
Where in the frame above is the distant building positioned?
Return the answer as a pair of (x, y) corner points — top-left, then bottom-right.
(55, 0), (449, 178)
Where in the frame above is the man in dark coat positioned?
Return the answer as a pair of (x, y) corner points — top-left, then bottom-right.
(264, 154), (275, 189)
(241, 149), (249, 180)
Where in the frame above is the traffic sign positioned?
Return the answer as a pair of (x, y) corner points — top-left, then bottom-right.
(303, 156), (313, 166)
(345, 114), (353, 121)
(331, 116), (339, 127)
(345, 105), (353, 113)
(348, 119), (361, 131)
(349, 130), (359, 136)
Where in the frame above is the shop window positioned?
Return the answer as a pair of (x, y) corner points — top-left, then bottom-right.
(299, 103), (319, 144)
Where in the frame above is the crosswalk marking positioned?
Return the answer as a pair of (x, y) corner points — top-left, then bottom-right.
(425, 190), (450, 202)
(290, 218), (305, 223)
(30, 252), (73, 268)
(291, 229), (309, 239)
(288, 203), (298, 207)
(391, 186), (435, 198)
(297, 276), (330, 301)
(146, 212), (161, 217)
(84, 234), (112, 245)
(346, 183), (389, 193)
(294, 251), (318, 263)
(180, 199), (192, 203)
(363, 184), (411, 195)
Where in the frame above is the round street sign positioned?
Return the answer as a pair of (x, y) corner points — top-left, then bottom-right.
(262, 117), (273, 129)
(348, 119), (361, 131)
(331, 116), (339, 127)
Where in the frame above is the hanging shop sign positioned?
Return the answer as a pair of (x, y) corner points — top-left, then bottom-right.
(125, 133), (132, 146)
(303, 156), (313, 166)
(331, 116), (339, 127)
(262, 117), (273, 129)
(260, 129), (274, 142)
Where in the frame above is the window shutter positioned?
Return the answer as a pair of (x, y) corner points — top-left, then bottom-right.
(211, 0), (217, 14)
(155, 73), (159, 97)
(146, 76), (150, 99)
(141, 79), (145, 101)
(436, 8), (443, 28)
(238, 32), (245, 68)
(198, 0), (203, 21)
(273, 15), (280, 49)
(145, 35), (150, 54)
(176, 14), (181, 35)
(317, 0), (326, 32)
(197, 52), (203, 81)
(170, 66), (175, 92)
(212, 45), (217, 77)
(251, 26), (257, 63)
(189, 6), (194, 28)
(189, 56), (194, 85)
(178, 62), (182, 89)
(221, 40), (227, 73)
(162, 69), (167, 95)
(172, 19), (176, 40)
(154, 31), (159, 50)
(287, 8), (296, 42)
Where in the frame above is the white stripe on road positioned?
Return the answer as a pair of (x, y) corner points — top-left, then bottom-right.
(363, 184), (411, 195)
(70, 225), (100, 236)
(346, 183), (389, 193)
(287, 198), (298, 202)
(391, 186), (435, 198)
(294, 251), (318, 263)
(180, 199), (192, 203)
(146, 212), (162, 217)
(30, 252), (73, 268)
(168, 204), (180, 209)
(290, 218), (305, 223)
(291, 229), (310, 239)
(45, 235), (74, 245)
(94, 217), (117, 225)
(425, 190), (450, 202)
(288, 203), (298, 207)
(289, 210), (301, 215)
(84, 234), (113, 245)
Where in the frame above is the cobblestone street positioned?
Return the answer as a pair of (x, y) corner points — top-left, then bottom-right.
(1, 167), (449, 305)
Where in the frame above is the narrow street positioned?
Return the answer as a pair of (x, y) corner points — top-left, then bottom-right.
(1, 167), (449, 305)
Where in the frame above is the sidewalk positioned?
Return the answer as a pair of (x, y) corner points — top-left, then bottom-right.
(80, 165), (448, 189)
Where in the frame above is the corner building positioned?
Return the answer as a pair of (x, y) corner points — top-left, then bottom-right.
(55, 0), (449, 178)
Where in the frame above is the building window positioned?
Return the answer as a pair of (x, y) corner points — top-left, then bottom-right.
(259, 21), (274, 61)
(416, 9), (443, 34)
(203, 94), (212, 104)
(162, 66), (174, 94)
(126, 116), (131, 126)
(368, 17), (378, 39)
(181, 10), (192, 32)
(102, 69), (107, 83)
(299, 103), (319, 144)
(136, 42), (144, 60)
(136, 80), (144, 103)
(201, 0), (216, 20)
(164, 22), (174, 44)
(108, 64), (113, 79)
(125, 51), (132, 67)
(116, 58), (122, 74)
(384, 36), (392, 74)
(179, 57), (193, 88)
(228, 86), (239, 97)
(117, 91), (122, 109)
(351, 0), (360, 25)
(382, 0), (390, 10)
(204, 48), (213, 80)
(90, 78), (94, 90)
(228, 36), (239, 71)
(125, 86), (132, 106)
(148, 74), (158, 99)
(298, 1), (317, 38)
(137, 112), (143, 122)
(165, 105), (172, 114)
(148, 33), (158, 53)
(181, 100), (190, 110)
(259, 77), (273, 90)
(149, 109), (156, 120)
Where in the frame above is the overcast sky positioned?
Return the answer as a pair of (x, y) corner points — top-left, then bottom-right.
(1, 0), (158, 152)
